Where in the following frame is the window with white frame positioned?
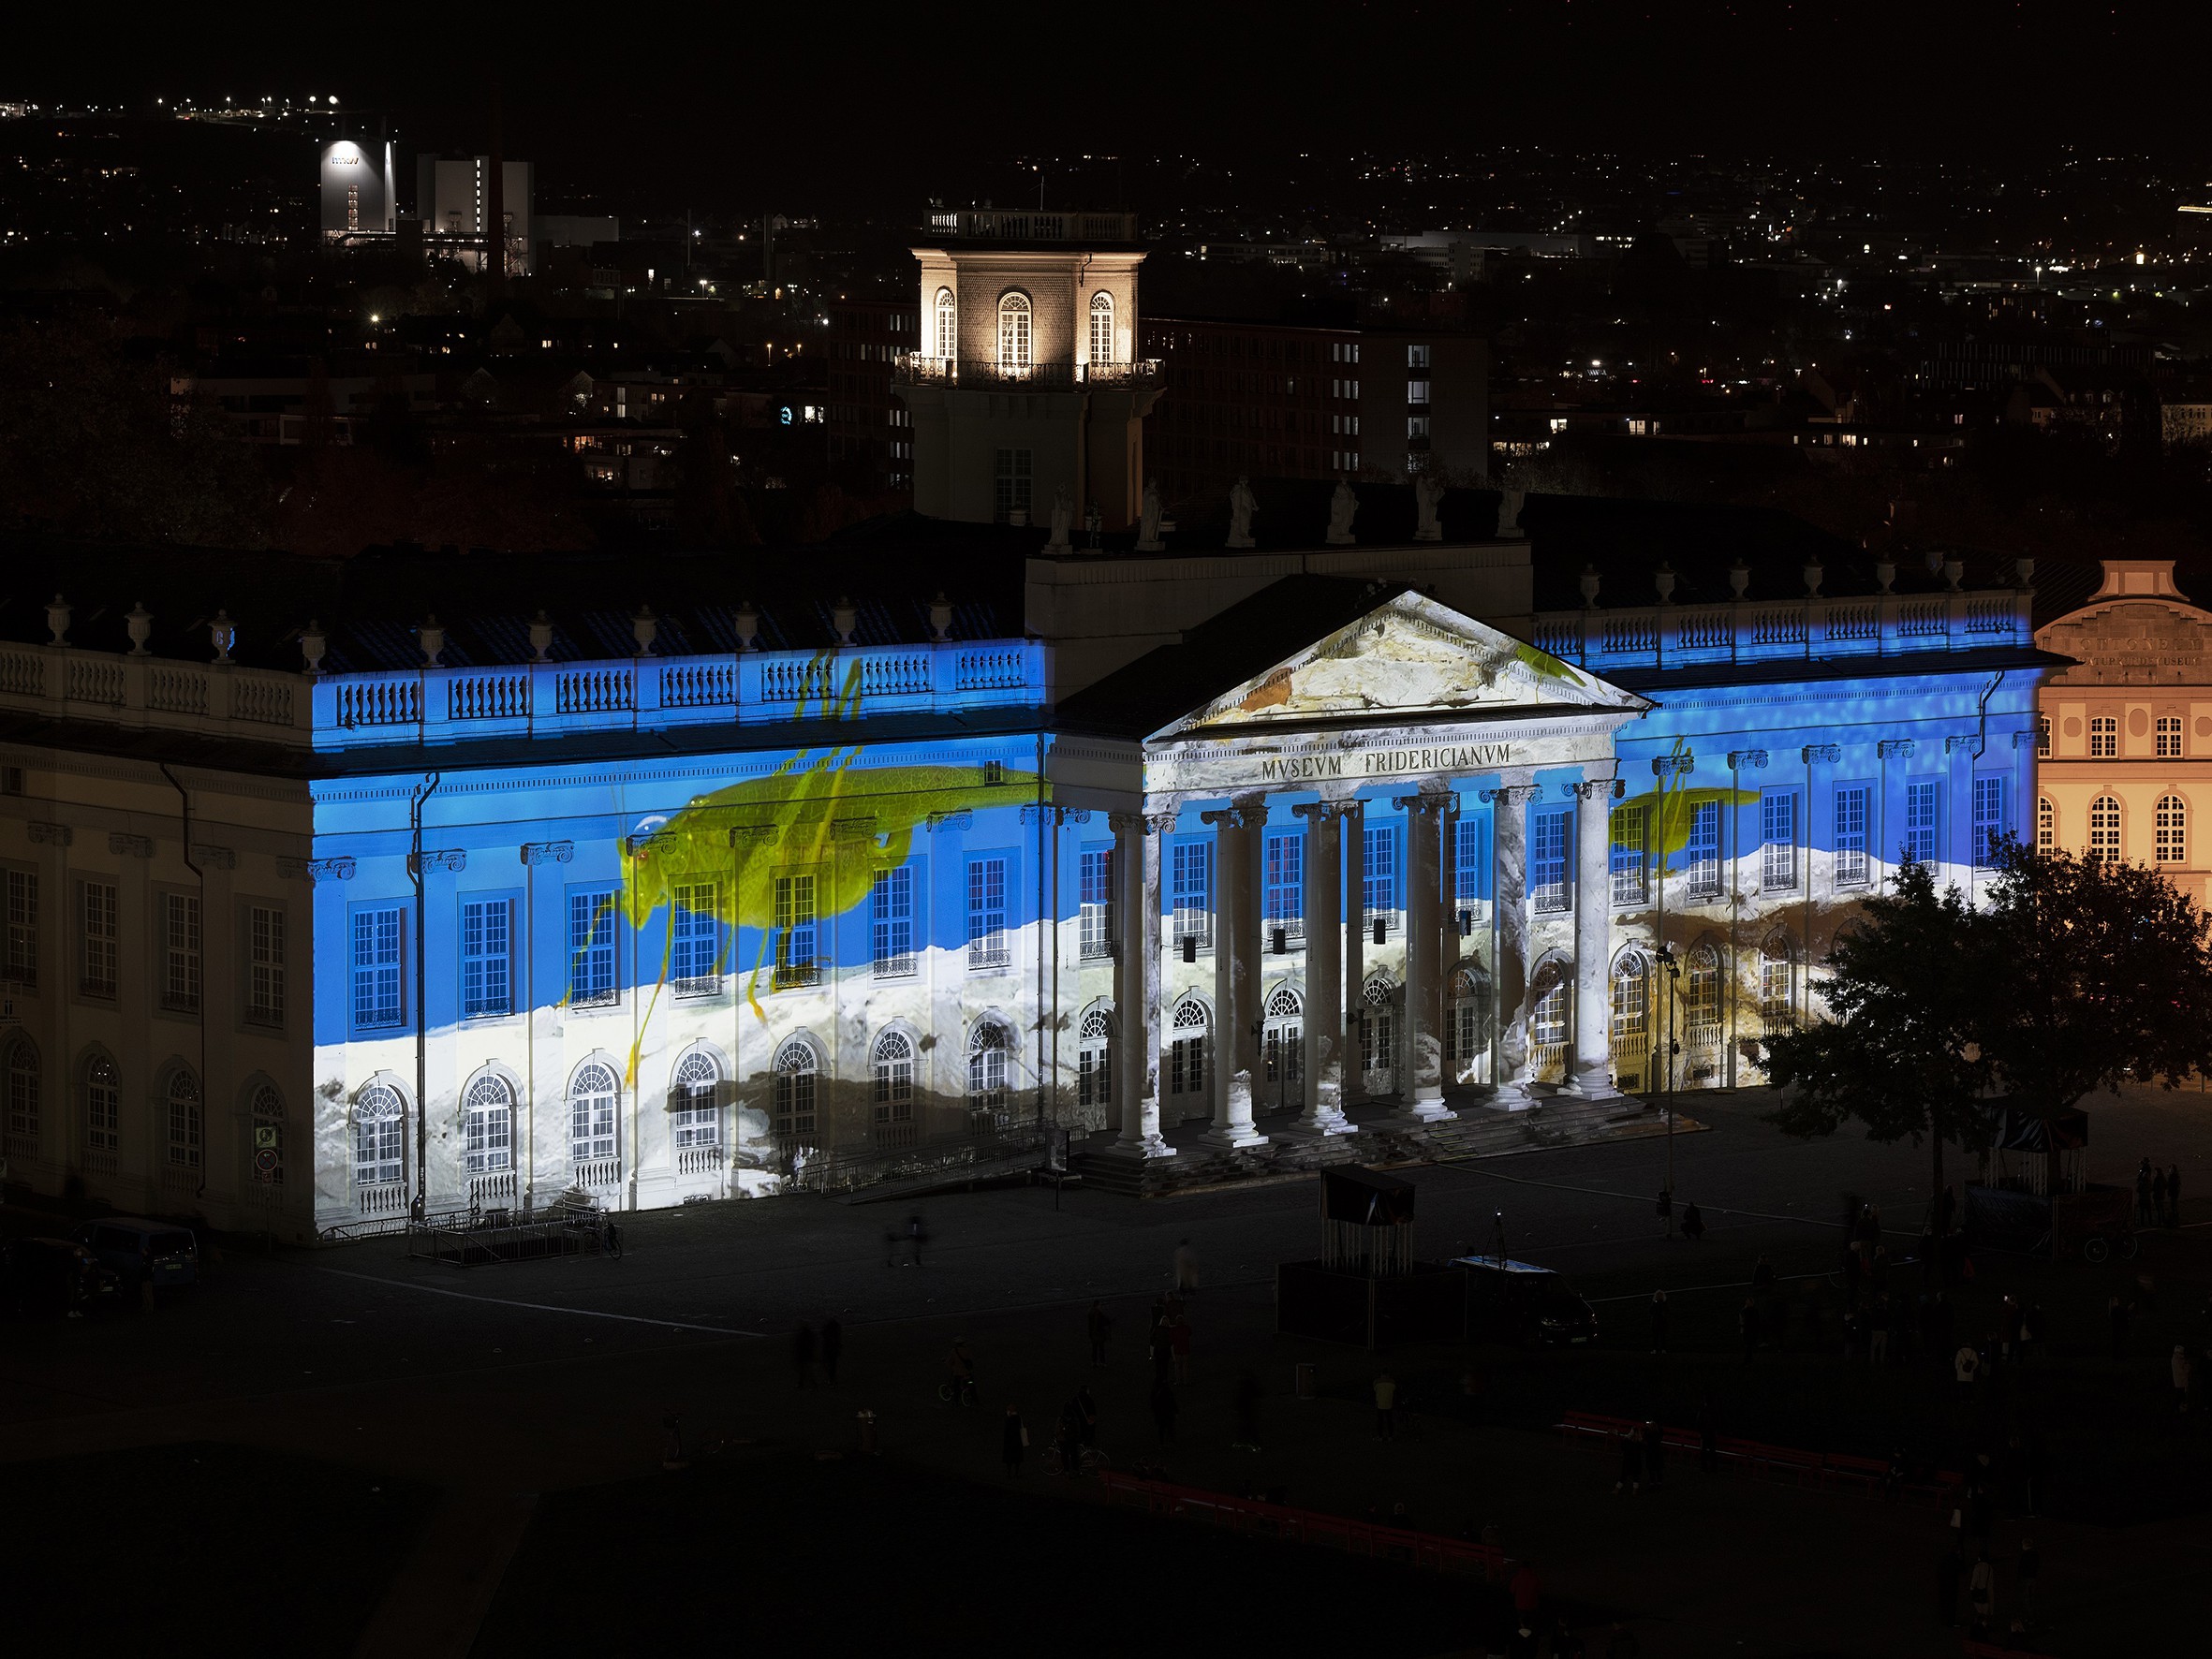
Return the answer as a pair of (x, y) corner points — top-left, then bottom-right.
(1264, 831), (1304, 943)
(1530, 981), (1569, 1050)
(2089, 794), (2122, 860)
(1169, 995), (1208, 1100)
(676, 880), (728, 992)
(81, 879), (117, 998)
(163, 891), (200, 1013)
(933, 287), (956, 360)
(354, 1083), (403, 1186)
(1760, 936), (1794, 1027)
(1761, 789), (1796, 890)
(1685, 800), (1721, 899)
(4, 1037), (37, 1152)
(84, 1054), (118, 1158)
(1079, 845), (1114, 960)
(2157, 714), (2184, 758)
(1610, 953), (1649, 1046)
(464, 1073), (514, 1173)
(1904, 782), (1939, 868)
(2089, 714), (2116, 758)
(996, 291), (1032, 371)
(2037, 796), (2056, 852)
(569, 1062), (619, 1163)
(2035, 714), (2051, 757)
(1078, 1009), (1113, 1109)
(872, 866), (915, 977)
(5, 869), (36, 987)
(1172, 839), (1215, 950)
(1362, 824), (1400, 931)
(568, 888), (617, 1006)
(872, 1032), (914, 1125)
(966, 856), (1009, 971)
(773, 1039), (818, 1144)
(2156, 794), (2187, 864)
(462, 897), (511, 1017)
(672, 1050), (721, 1148)
(967, 1020), (1010, 1118)
(1453, 816), (1484, 914)
(1263, 985), (1304, 1089)
(353, 905), (405, 1029)
(1972, 776), (2009, 868)
(1449, 966), (1489, 1073)
(1609, 804), (1647, 905)
(247, 903), (286, 1025)
(1835, 786), (1869, 887)
(166, 1067), (201, 1168)
(1407, 343), (1429, 369)
(1088, 290), (1114, 363)
(1684, 945), (1721, 1039)
(1531, 809), (1571, 912)
(993, 447), (1033, 522)
(1407, 379), (1432, 405)
(770, 874), (815, 989)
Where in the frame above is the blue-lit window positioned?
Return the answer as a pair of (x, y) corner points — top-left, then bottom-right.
(770, 875), (813, 989)
(1835, 786), (1869, 888)
(1172, 839), (1214, 949)
(462, 898), (512, 1017)
(568, 888), (616, 1006)
(351, 906), (404, 1030)
(967, 856), (1009, 972)
(1531, 810), (1571, 912)
(1973, 775), (2008, 869)
(1686, 800), (1721, 900)
(1363, 824), (1400, 931)
(1079, 845), (1114, 960)
(1453, 815), (1485, 908)
(673, 881), (727, 992)
(1905, 782), (1940, 868)
(1264, 830), (1304, 944)
(872, 866), (914, 977)
(1761, 789), (1797, 891)
(1609, 804), (1646, 905)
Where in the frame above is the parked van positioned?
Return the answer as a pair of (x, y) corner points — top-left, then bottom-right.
(1455, 1256), (1600, 1346)
(73, 1218), (199, 1295)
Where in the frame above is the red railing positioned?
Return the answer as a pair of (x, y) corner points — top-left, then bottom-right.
(1556, 1409), (1962, 1505)
(1097, 1472), (1504, 1578)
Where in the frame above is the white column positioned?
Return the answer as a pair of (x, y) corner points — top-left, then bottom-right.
(1202, 800), (1267, 1149)
(1111, 812), (1172, 1158)
(1395, 791), (1454, 1121)
(1291, 800), (1354, 1135)
(1342, 799), (1366, 1105)
(1570, 774), (1622, 1099)
(1483, 778), (1538, 1109)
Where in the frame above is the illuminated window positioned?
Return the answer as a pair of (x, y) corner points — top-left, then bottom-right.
(1448, 966), (1489, 1075)
(1173, 839), (1216, 949)
(1761, 789), (1797, 890)
(568, 888), (617, 1006)
(1684, 945), (1721, 1038)
(1973, 776), (2009, 868)
(872, 866), (915, 977)
(872, 1032), (914, 1125)
(1531, 809), (1571, 912)
(967, 857), (1009, 971)
(1264, 831), (1305, 945)
(354, 1083), (402, 1186)
(770, 874), (813, 990)
(84, 1055), (118, 1159)
(170, 1073), (203, 1167)
(2037, 796), (2056, 852)
(1610, 952), (1649, 1045)
(1408, 378), (1432, 405)
(1531, 981), (1570, 1054)
(1079, 845), (1114, 960)
(1453, 816), (1485, 911)
(1078, 1009), (1113, 1110)
(1088, 290), (1114, 363)
(464, 1072), (514, 1173)
(996, 290), (1032, 371)
(1407, 344), (1429, 369)
(2089, 715), (2116, 758)
(2035, 714), (2051, 758)
(1835, 786), (1869, 887)
(672, 1050), (721, 1149)
(773, 1039), (818, 1146)
(462, 898), (511, 1017)
(2089, 794), (2122, 860)
(248, 903), (286, 1025)
(2156, 794), (2187, 864)
(81, 879), (117, 998)
(967, 1020), (1011, 1119)
(2157, 715), (2184, 758)
(1169, 994), (1209, 1099)
(353, 905), (403, 1029)
(1362, 825), (1399, 932)
(1760, 935), (1795, 1027)
(934, 287), (956, 360)
(569, 1062), (619, 1163)
(1904, 782), (1939, 868)
(1264, 984), (1305, 1089)
(1685, 800), (1721, 899)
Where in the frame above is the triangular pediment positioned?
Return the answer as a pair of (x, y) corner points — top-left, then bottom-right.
(1153, 590), (1648, 741)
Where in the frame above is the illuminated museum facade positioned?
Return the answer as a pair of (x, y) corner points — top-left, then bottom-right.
(0, 537), (2052, 1238)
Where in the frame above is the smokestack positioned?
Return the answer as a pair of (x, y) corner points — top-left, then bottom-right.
(486, 80), (506, 283)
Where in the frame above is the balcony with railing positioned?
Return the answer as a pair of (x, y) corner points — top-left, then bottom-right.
(922, 209), (1140, 242)
(893, 354), (1162, 392)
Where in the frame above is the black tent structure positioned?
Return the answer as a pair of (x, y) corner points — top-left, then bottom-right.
(1276, 1167), (1465, 1351)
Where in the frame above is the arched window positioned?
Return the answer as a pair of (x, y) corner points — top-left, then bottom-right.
(1077, 1008), (1113, 1110)
(167, 1068), (201, 1169)
(1263, 984), (1305, 1094)
(672, 1050), (721, 1148)
(464, 1073), (515, 1173)
(1087, 290), (1114, 365)
(1448, 965), (1491, 1074)
(84, 1054), (119, 1161)
(872, 1032), (914, 1125)
(251, 1082), (285, 1188)
(1684, 945), (1721, 1040)
(933, 286), (956, 360)
(773, 1038), (818, 1144)
(1529, 976), (1570, 1082)
(3, 1038), (37, 1155)
(2035, 713), (2051, 758)
(1610, 952), (1649, 1045)
(967, 1020), (1011, 1117)
(996, 291), (1032, 372)
(356, 1083), (403, 1186)
(569, 1062), (619, 1163)
(2089, 794), (2122, 861)
(1169, 994), (1209, 1100)
(2156, 794), (2188, 865)
(1760, 935), (1795, 1028)
(2036, 796), (2056, 853)
(1359, 973), (1396, 1084)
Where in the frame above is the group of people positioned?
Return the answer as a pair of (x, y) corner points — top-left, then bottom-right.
(2135, 1158), (2186, 1229)
(1653, 1187), (1706, 1241)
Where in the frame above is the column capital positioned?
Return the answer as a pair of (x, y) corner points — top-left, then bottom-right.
(1652, 753), (1695, 777)
(1109, 810), (1173, 835)
(1199, 802), (1265, 830)
(1878, 739), (1916, 760)
(1568, 776), (1624, 801)
(1477, 784), (1541, 806)
(1292, 800), (1358, 822)
(1390, 788), (1453, 815)
(1801, 743), (1842, 766)
(1727, 748), (1770, 771)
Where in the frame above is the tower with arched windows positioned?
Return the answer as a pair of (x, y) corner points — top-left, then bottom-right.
(896, 209), (1159, 530)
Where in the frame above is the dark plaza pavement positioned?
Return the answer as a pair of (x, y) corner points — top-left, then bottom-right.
(5, 1082), (2211, 1656)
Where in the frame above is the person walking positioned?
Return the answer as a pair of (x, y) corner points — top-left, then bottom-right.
(1086, 1299), (1111, 1367)
(1649, 1289), (1670, 1355)
(2015, 1536), (2040, 1622)
(1373, 1372), (1398, 1440)
(1614, 1426), (1643, 1494)
(1655, 1185), (1673, 1239)
(1969, 1551), (1994, 1634)
(1173, 1237), (1200, 1296)
(1001, 1404), (1026, 1477)
(818, 1317), (842, 1385)
(1149, 1374), (1178, 1446)
(1170, 1310), (1192, 1383)
(1681, 1202), (1705, 1243)
(1642, 1419), (1665, 1488)
(1232, 1369), (1263, 1451)
(790, 1322), (816, 1387)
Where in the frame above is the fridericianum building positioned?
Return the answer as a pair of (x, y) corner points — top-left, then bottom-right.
(0, 503), (2053, 1240)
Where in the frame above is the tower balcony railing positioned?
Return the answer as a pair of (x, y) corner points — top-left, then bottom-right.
(893, 354), (1162, 392)
(1526, 586), (2036, 674)
(922, 209), (1140, 242)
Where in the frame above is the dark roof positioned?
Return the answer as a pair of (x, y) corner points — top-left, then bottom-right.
(1055, 576), (1395, 740)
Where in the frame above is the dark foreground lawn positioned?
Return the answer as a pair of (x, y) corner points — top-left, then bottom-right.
(474, 1448), (1521, 1657)
(5, 1440), (433, 1656)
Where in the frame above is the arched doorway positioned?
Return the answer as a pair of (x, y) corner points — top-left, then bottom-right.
(1261, 984), (1304, 1112)
(1527, 962), (1571, 1086)
(1609, 950), (1651, 1094)
(1447, 965), (1492, 1087)
(1359, 972), (1398, 1098)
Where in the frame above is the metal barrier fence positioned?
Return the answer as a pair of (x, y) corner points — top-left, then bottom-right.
(405, 1198), (617, 1268)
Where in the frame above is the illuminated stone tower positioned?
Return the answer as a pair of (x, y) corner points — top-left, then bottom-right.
(896, 209), (1161, 529)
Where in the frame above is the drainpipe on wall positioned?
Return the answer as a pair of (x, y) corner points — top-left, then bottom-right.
(406, 772), (441, 1215)
(158, 765), (207, 1201)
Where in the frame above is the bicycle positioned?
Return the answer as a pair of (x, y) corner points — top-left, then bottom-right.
(937, 1375), (979, 1407)
(1041, 1442), (1110, 1476)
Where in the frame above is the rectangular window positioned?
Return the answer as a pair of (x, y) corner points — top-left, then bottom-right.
(1761, 789), (1797, 891)
(993, 448), (1033, 523)
(461, 897), (511, 1017)
(1609, 804), (1647, 905)
(1172, 840), (1215, 949)
(1905, 781), (1940, 868)
(2036, 714), (2051, 758)
(2089, 714), (2116, 758)
(1453, 816), (1485, 908)
(1408, 378), (1432, 405)
(1079, 845), (1114, 960)
(81, 879), (117, 998)
(1264, 831), (1305, 943)
(352, 905), (403, 1029)
(568, 888), (617, 1006)
(1407, 344), (1430, 369)
(2037, 796), (2057, 852)
(1407, 415), (1431, 439)
(770, 875), (814, 989)
(2157, 714), (2184, 758)
(1363, 825), (1400, 931)
(247, 903), (285, 1026)
(872, 866), (915, 977)
(1686, 800), (1722, 900)
(4, 870), (35, 986)
(1972, 775), (2008, 868)
(163, 891), (201, 1014)
(1835, 786), (1869, 887)
(1531, 810), (1571, 913)
(967, 856), (1009, 972)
